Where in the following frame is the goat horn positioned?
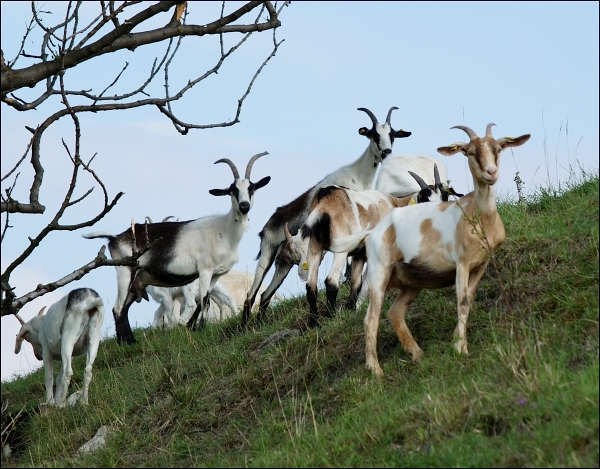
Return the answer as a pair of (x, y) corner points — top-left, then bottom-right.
(245, 151), (269, 179)
(214, 158), (240, 180)
(408, 171), (429, 190)
(486, 123), (496, 137)
(451, 125), (477, 139)
(15, 313), (25, 326)
(385, 106), (399, 124)
(161, 216), (175, 222)
(38, 306), (46, 316)
(145, 216), (153, 224)
(357, 107), (378, 127)
(433, 164), (442, 188)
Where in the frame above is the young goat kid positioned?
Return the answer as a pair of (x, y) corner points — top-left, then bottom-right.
(148, 280), (237, 328)
(242, 107), (411, 327)
(84, 152), (271, 344)
(285, 165), (461, 327)
(148, 270), (274, 327)
(14, 288), (105, 406)
(329, 124), (530, 376)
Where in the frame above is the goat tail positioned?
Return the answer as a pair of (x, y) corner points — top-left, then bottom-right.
(328, 231), (370, 254)
(82, 231), (116, 240)
(83, 297), (105, 317)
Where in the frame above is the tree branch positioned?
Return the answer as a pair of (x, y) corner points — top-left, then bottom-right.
(2, 1), (280, 94)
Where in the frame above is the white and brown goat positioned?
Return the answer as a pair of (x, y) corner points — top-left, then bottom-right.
(328, 124), (530, 375)
(84, 153), (270, 344)
(284, 166), (461, 327)
(241, 107), (411, 327)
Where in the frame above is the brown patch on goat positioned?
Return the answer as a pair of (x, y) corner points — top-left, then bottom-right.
(357, 198), (395, 230)
(394, 260), (456, 289)
(379, 224), (407, 292)
(454, 194), (506, 267)
(383, 218), (456, 289)
(382, 224), (403, 261)
(437, 201), (454, 212)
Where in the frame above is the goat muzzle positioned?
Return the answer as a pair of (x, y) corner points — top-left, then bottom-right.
(239, 201), (250, 214)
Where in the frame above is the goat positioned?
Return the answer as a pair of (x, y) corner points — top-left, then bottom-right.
(148, 280), (236, 328)
(375, 154), (452, 197)
(14, 288), (105, 406)
(241, 107), (411, 327)
(149, 270), (276, 327)
(284, 166), (460, 326)
(84, 152), (271, 344)
(328, 124), (530, 375)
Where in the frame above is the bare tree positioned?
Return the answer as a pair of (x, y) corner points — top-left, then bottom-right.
(1, 1), (287, 318)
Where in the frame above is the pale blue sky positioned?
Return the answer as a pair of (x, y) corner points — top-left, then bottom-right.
(2, 1), (598, 381)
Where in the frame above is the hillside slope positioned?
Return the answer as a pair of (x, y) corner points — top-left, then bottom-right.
(2, 174), (598, 468)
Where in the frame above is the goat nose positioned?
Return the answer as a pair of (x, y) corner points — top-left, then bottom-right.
(382, 148), (392, 155)
(239, 201), (250, 214)
(486, 167), (498, 177)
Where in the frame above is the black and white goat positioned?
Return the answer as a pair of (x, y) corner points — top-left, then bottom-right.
(84, 152), (271, 344)
(14, 288), (105, 406)
(328, 124), (530, 375)
(241, 107), (411, 326)
(284, 166), (461, 326)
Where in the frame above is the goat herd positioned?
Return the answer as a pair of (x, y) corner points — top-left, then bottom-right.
(13, 107), (530, 406)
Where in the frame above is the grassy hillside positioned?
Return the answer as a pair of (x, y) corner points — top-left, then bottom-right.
(2, 172), (598, 468)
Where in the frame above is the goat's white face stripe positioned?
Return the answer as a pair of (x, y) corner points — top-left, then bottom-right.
(235, 179), (252, 205)
(372, 123), (394, 158)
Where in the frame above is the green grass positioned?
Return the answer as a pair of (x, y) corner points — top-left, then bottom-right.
(2, 172), (598, 468)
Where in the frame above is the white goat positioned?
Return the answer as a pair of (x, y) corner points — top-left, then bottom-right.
(241, 107), (412, 327)
(328, 124), (530, 376)
(14, 288), (105, 406)
(148, 270), (274, 327)
(148, 281), (236, 328)
(284, 166), (461, 326)
(84, 152), (271, 344)
(375, 154), (451, 196)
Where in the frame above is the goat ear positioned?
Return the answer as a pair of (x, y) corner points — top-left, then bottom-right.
(358, 127), (370, 136)
(253, 176), (271, 190)
(395, 129), (411, 138)
(447, 187), (464, 198)
(209, 188), (230, 197)
(437, 143), (466, 156)
(497, 134), (531, 149)
(14, 330), (26, 354)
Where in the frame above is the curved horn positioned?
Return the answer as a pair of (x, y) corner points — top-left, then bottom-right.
(283, 223), (297, 254)
(486, 123), (496, 137)
(38, 306), (46, 316)
(161, 216), (175, 222)
(245, 151), (268, 179)
(145, 216), (153, 224)
(433, 164), (442, 188)
(451, 125), (478, 139)
(385, 106), (399, 124)
(15, 313), (25, 326)
(357, 107), (378, 127)
(408, 171), (429, 190)
(214, 158), (239, 180)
